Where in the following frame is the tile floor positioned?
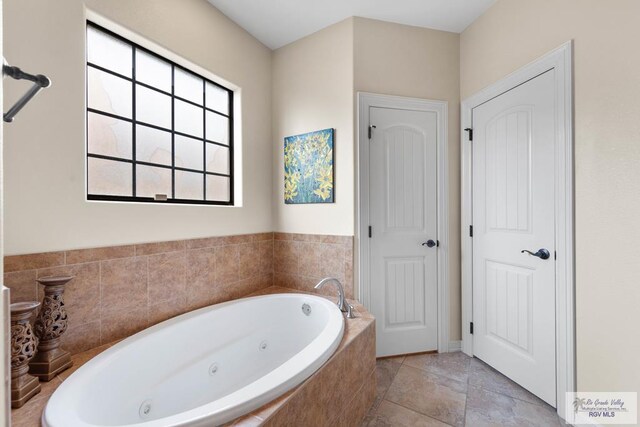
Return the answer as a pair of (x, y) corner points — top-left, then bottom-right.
(363, 352), (566, 427)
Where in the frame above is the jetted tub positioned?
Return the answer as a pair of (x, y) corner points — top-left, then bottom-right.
(42, 293), (344, 427)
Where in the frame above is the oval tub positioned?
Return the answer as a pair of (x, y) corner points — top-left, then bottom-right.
(43, 293), (344, 427)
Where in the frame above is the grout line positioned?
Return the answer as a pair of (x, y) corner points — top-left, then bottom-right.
(462, 357), (470, 426)
(379, 399), (457, 427)
(469, 358), (552, 409)
(376, 365), (400, 409)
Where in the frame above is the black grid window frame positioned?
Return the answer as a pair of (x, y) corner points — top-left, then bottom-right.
(86, 21), (234, 206)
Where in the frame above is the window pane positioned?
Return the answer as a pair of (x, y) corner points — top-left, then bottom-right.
(136, 165), (171, 198)
(88, 68), (132, 118)
(175, 135), (203, 171)
(175, 170), (203, 200)
(206, 111), (229, 145)
(136, 50), (171, 93)
(206, 83), (229, 115)
(88, 112), (132, 159)
(87, 26), (132, 77)
(175, 68), (203, 104)
(206, 144), (229, 175)
(206, 175), (230, 202)
(88, 158), (132, 196)
(136, 85), (171, 129)
(86, 25), (233, 205)
(136, 125), (172, 166)
(175, 100), (203, 137)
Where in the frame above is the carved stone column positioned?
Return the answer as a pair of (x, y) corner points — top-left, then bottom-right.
(11, 301), (41, 408)
(29, 276), (74, 381)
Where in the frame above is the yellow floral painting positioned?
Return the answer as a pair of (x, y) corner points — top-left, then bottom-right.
(284, 128), (334, 204)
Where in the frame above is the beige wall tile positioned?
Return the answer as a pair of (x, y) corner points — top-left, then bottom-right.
(100, 306), (148, 344)
(273, 240), (300, 274)
(258, 240), (274, 273)
(5, 252), (65, 273)
(318, 243), (345, 280)
(4, 270), (38, 303)
(298, 242), (322, 277)
(215, 245), (240, 285)
(65, 245), (134, 264)
(186, 248), (217, 310)
(63, 321), (101, 354)
(148, 296), (188, 326)
(135, 240), (186, 256)
(239, 243), (261, 280)
(100, 257), (148, 317)
(186, 236), (225, 250)
(148, 252), (187, 303)
(221, 234), (255, 245)
(4, 232), (353, 361)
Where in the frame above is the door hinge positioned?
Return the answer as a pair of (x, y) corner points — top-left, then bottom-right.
(368, 226), (372, 238)
(368, 125), (376, 139)
(464, 127), (473, 141)
(555, 251), (557, 260)
(469, 225), (473, 237)
(470, 322), (474, 335)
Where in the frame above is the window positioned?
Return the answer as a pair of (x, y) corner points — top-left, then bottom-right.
(86, 22), (234, 205)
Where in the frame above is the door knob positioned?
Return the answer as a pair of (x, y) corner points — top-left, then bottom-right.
(521, 248), (550, 260)
(422, 240), (438, 248)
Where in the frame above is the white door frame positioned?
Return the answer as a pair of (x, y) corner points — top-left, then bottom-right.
(357, 92), (450, 353)
(461, 42), (574, 417)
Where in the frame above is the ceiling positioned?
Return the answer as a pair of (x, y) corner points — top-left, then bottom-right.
(207, 0), (496, 50)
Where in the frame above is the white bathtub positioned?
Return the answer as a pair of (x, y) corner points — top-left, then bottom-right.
(42, 293), (344, 427)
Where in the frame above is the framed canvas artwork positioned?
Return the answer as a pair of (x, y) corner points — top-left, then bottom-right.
(284, 128), (335, 204)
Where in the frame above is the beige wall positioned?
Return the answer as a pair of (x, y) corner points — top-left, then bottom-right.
(3, 0), (272, 255)
(353, 18), (462, 341)
(461, 0), (640, 393)
(0, 0), (8, 419)
(271, 18), (355, 236)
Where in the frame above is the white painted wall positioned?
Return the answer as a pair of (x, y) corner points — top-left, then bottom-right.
(3, 0), (272, 255)
(461, 0), (640, 396)
(271, 18), (355, 236)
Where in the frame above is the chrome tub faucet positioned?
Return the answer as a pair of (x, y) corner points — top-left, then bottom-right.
(314, 277), (355, 319)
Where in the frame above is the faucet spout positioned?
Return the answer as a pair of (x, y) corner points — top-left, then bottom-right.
(315, 277), (355, 318)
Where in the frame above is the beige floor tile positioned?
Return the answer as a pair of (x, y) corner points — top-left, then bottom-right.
(465, 386), (562, 427)
(373, 358), (403, 409)
(404, 352), (471, 383)
(363, 400), (452, 426)
(468, 358), (547, 406)
(385, 365), (467, 427)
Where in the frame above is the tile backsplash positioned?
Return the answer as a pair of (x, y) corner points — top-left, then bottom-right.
(273, 233), (354, 299)
(4, 232), (354, 355)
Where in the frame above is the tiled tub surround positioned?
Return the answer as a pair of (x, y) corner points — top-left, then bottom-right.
(11, 287), (376, 427)
(4, 233), (275, 356)
(274, 232), (355, 299)
(4, 232), (355, 357)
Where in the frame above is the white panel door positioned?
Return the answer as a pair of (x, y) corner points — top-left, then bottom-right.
(369, 107), (438, 357)
(472, 70), (556, 406)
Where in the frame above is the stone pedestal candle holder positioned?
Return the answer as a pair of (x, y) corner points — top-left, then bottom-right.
(10, 301), (41, 408)
(29, 276), (74, 381)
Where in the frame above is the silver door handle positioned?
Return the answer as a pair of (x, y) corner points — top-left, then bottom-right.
(422, 240), (439, 248)
(521, 248), (550, 260)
